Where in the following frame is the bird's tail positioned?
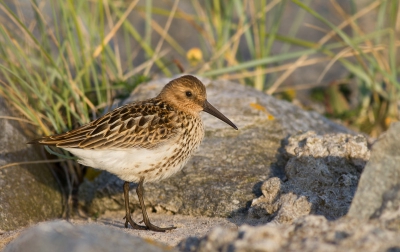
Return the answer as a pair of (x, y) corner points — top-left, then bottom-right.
(27, 126), (91, 148)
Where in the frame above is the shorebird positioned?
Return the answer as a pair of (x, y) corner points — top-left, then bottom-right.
(29, 75), (237, 232)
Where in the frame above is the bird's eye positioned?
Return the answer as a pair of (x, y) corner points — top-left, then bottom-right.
(185, 91), (192, 97)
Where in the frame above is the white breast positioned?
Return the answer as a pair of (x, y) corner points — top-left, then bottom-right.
(64, 142), (179, 183)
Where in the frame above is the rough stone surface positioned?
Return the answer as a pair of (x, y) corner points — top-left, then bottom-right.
(249, 132), (370, 223)
(178, 215), (400, 252)
(0, 99), (62, 231)
(0, 211), (240, 250)
(249, 177), (313, 224)
(348, 122), (400, 221)
(78, 76), (353, 218)
(3, 220), (174, 252)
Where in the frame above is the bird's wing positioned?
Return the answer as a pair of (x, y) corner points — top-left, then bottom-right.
(29, 99), (183, 150)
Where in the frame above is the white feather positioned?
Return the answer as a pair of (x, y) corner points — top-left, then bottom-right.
(64, 141), (196, 183)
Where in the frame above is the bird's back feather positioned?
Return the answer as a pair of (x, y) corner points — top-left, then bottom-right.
(28, 98), (184, 150)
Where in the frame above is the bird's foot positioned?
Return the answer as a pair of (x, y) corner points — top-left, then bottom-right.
(123, 215), (148, 230)
(143, 221), (177, 232)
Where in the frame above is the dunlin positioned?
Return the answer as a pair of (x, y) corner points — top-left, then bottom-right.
(29, 75), (237, 232)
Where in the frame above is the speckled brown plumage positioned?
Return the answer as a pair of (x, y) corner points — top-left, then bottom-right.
(29, 75), (237, 232)
(34, 99), (185, 150)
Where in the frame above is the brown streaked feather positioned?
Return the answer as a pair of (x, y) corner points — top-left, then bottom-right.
(28, 98), (184, 150)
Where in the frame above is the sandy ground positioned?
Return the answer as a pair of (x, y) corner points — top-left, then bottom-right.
(1, 210), (267, 250)
(72, 211), (239, 246)
(0, 229), (21, 251)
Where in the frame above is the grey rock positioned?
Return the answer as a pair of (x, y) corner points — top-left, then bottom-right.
(0, 100), (62, 231)
(249, 177), (313, 224)
(348, 122), (400, 222)
(4, 220), (173, 252)
(78, 76), (352, 218)
(178, 215), (400, 252)
(179, 127), (400, 252)
(249, 132), (370, 223)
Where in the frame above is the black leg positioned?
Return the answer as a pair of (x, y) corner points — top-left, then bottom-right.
(123, 181), (147, 230)
(136, 177), (176, 232)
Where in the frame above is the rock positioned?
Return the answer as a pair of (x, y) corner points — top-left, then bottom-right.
(78, 76), (352, 218)
(0, 211), (237, 250)
(177, 126), (400, 252)
(249, 132), (370, 223)
(249, 177), (313, 224)
(348, 122), (400, 223)
(178, 215), (400, 252)
(3, 220), (173, 252)
(0, 99), (62, 231)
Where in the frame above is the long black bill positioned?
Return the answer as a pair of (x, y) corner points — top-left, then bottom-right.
(203, 100), (238, 130)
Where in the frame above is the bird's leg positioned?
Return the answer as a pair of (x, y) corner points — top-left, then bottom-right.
(123, 181), (147, 230)
(137, 177), (177, 232)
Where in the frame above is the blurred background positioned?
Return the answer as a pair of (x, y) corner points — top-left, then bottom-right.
(1, 0), (398, 137)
